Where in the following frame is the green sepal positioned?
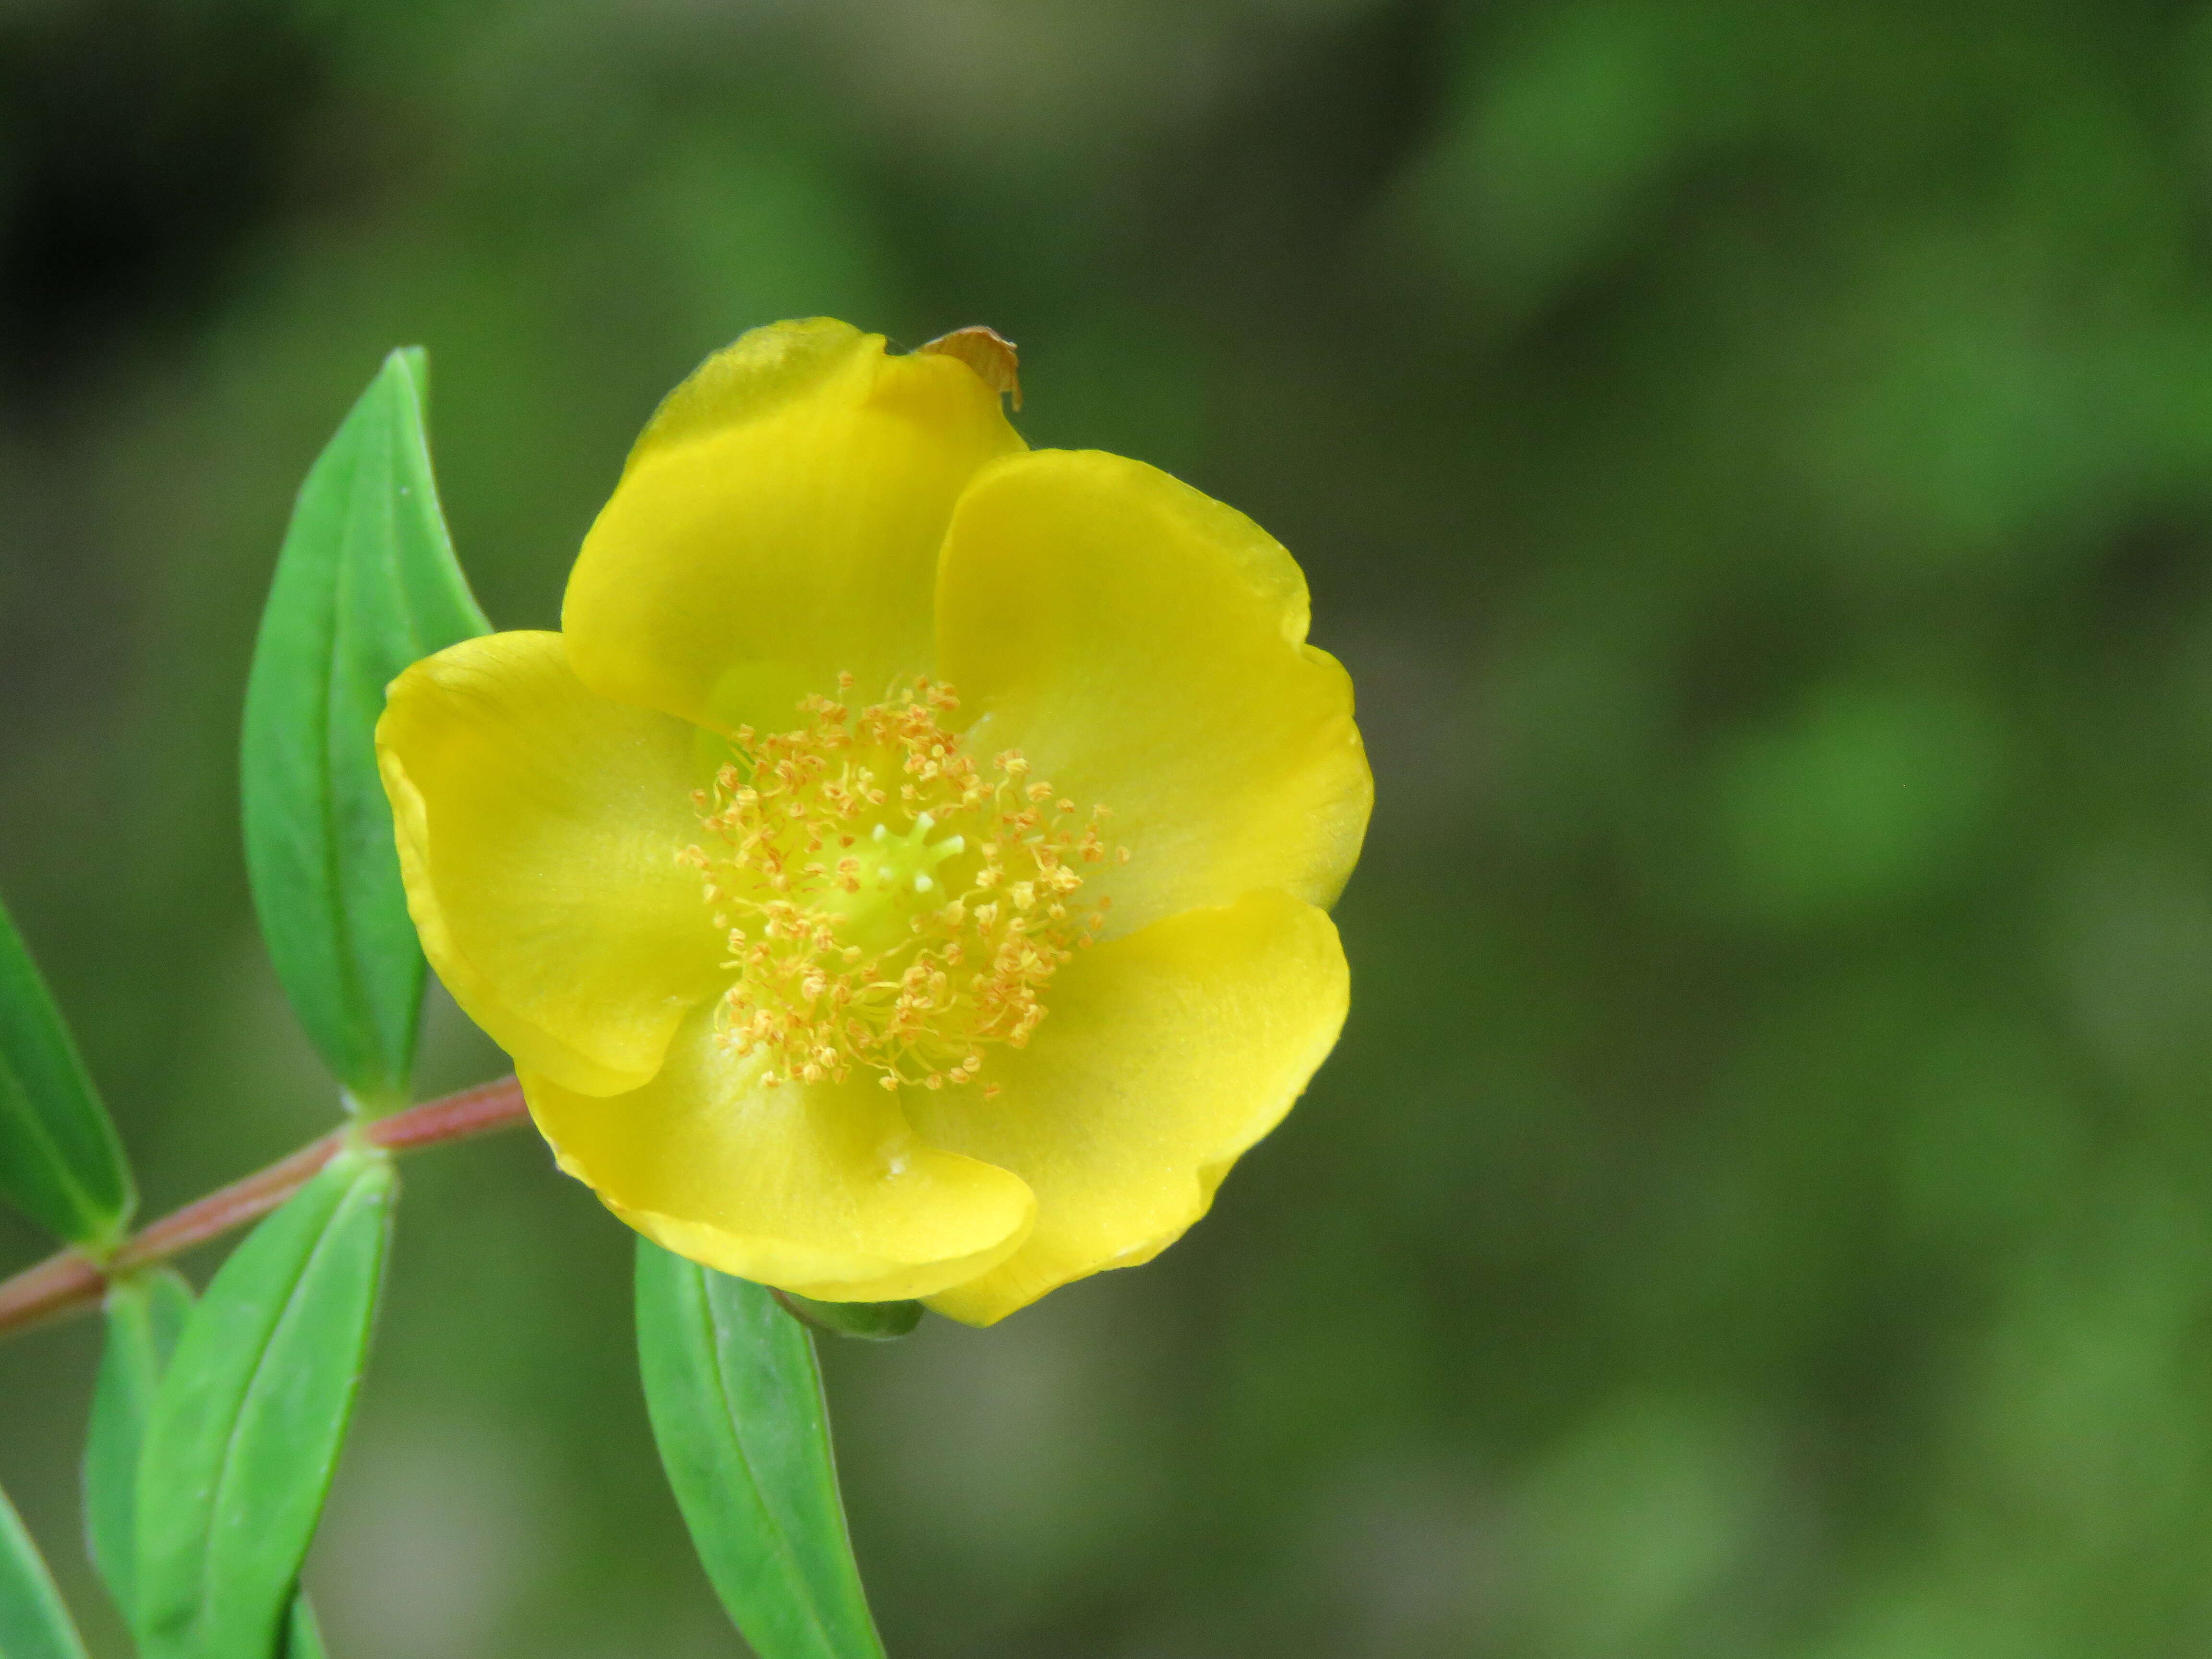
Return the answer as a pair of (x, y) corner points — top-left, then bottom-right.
(134, 1149), (396, 1659)
(0, 890), (133, 1245)
(0, 1479), (90, 1659)
(636, 1239), (887, 1659)
(241, 348), (489, 1112)
(772, 1290), (923, 1343)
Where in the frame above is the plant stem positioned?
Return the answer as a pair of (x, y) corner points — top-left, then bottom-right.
(0, 1073), (528, 1341)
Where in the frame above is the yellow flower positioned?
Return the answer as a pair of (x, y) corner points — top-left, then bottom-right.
(374, 319), (1370, 1324)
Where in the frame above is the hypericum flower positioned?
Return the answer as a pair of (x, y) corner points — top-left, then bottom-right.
(375, 319), (1370, 1323)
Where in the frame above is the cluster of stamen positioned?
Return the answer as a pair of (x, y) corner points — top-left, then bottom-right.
(677, 674), (1128, 1094)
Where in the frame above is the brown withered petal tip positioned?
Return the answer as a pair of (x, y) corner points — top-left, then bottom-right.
(916, 325), (1022, 410)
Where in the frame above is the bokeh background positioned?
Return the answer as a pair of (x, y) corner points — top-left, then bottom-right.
(5, 0), (2212, 1654)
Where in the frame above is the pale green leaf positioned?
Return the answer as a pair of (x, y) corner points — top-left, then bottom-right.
(0, 891), (132, 1245)
(636, 1240), (886, 1659)
(278, 1594), (326, 1659)
(84, 1268), (192, 1622)
(0, 1479), (88, 1659)
(135, 1150), (395, 1659)
(242, 349), (488, 1109)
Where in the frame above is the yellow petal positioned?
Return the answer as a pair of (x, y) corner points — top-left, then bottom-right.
(377, 631), (726, 1096)
(935, 449), (1371, 935)
(525, 1006), (1037, 1301)
(913, 888), (1348, 1326)
(565, 318), (1026, 732)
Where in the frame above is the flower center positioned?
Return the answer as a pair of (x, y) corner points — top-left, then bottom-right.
(678, 675), (1128, 1094)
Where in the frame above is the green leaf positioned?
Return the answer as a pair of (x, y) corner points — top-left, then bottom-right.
(135, 1149), (396, 1659)
(84, 1268), (193, 1623)
(242, 349), (489, 1110)
(0, 891), (133, 1245)
(86, 1274), (323, 1654)
(773, 1291), (922, 1343)
(0, 1480), (89, 1659)
(277, 1594), (326, 1659)
(635, 1240), (886, 1659)
(84, 1271), (326, 1651)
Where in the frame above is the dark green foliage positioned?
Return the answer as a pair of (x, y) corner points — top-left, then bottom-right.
(0, 893), (131, 1246)
(636, 1240), (885, 1659)
(241, 349), (488, 1111)
(134, 1150), (395, 1659)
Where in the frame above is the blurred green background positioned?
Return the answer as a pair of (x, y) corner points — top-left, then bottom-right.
(5, 0), (2212, 1653)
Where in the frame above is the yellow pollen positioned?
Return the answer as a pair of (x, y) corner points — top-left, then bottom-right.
(681, 677), (1127, 1093)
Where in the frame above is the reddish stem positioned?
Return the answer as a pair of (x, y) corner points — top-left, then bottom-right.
(0, 1074), (529, 1341)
